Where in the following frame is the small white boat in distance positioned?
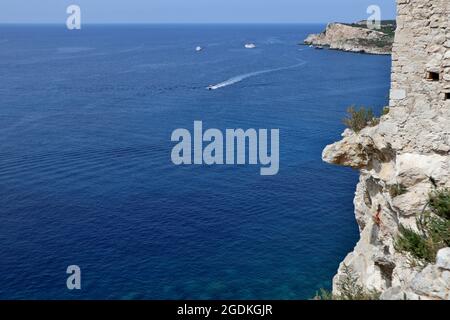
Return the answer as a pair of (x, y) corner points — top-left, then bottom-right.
(196, 46), (203, 52)
(244, 43), (256, 49)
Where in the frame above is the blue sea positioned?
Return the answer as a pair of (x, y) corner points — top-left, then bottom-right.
(0, 24), (391, 299)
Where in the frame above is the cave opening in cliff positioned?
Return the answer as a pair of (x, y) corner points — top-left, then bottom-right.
(426, 71), (440, 81)
(445, 92), (450, 100)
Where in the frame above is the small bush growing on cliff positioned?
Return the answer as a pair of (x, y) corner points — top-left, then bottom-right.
(424, 212), (450, 248)
(314, 265), (380, 300)
(395, 190), (450, 265)
(389, 183), (408, 197)
(336, 264), (366, 300)
(343, 106), (379, 133)
(314, 288), (334, 300)
(429, 189), (450, 219)
(395, 225), (434, 264)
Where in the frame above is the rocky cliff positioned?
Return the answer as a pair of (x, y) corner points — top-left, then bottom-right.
(322, 0), (450, 300)
(304, 22), (395, 55)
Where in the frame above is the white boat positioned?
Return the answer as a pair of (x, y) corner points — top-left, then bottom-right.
(244, 43), (256, 49)
(196, 46), (203, 52)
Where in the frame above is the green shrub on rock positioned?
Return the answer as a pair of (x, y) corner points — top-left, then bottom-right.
(314, 265), (380, 300)
(343, 106), (379, 133)
(429, 189), (450, 219)
(389, 183), (408, 197)
(395, 189), (450, 265)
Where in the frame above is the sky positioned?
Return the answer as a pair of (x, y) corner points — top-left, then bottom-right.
(0, 0), (396, 24)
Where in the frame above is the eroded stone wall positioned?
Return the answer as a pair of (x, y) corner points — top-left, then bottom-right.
(391, 0), (449, 110)
(322, 0), (450, 299)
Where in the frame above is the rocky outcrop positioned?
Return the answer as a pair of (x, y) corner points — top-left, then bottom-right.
(304, 22), (395, 55)
(382, 250), (450, 300)
(322, 0), (450, 300)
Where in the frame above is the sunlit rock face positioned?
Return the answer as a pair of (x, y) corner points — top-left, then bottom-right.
(322, 0), (450, 300)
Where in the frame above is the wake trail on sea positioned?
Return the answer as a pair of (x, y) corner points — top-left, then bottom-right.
(207, 60), (307, 90)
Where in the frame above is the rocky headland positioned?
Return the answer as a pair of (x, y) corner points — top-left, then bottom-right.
(304, 21), (395, 55)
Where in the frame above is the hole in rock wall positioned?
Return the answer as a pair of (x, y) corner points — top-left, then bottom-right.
(426, 71), (440, 81)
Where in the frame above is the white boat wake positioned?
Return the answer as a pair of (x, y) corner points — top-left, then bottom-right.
(207, 61), (307, 90)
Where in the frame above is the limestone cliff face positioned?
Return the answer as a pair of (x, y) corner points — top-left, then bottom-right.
(322, 0), (450, 300)
(304, 22), (394, 55)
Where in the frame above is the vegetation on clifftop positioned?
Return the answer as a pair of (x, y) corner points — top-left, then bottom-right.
(345, 20), (396, 37)
(342, 106), (379, 133)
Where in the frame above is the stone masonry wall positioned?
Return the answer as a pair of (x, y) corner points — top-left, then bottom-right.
(391, 0), (449, 111)
(322, 0), (450, 299)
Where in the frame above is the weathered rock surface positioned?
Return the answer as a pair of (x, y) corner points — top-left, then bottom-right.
(322, 0), (450, 300)
(304, 22), (395, 55)
(436, 248), (450, 270)
(380, 249), (450, 300)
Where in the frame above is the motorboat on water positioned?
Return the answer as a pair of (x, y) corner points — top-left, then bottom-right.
(244, 43), (256, 49)
(196, 46), (203, 52)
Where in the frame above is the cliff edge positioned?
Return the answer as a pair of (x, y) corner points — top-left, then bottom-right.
(322, 0), (450, 300)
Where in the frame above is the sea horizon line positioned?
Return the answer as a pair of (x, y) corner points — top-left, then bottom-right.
(0, 22), (333, 26)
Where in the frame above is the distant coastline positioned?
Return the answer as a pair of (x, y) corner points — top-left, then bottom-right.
(303, 20), (396, 55)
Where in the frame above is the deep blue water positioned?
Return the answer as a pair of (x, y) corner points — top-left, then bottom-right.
(0, 24), (391, 299)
